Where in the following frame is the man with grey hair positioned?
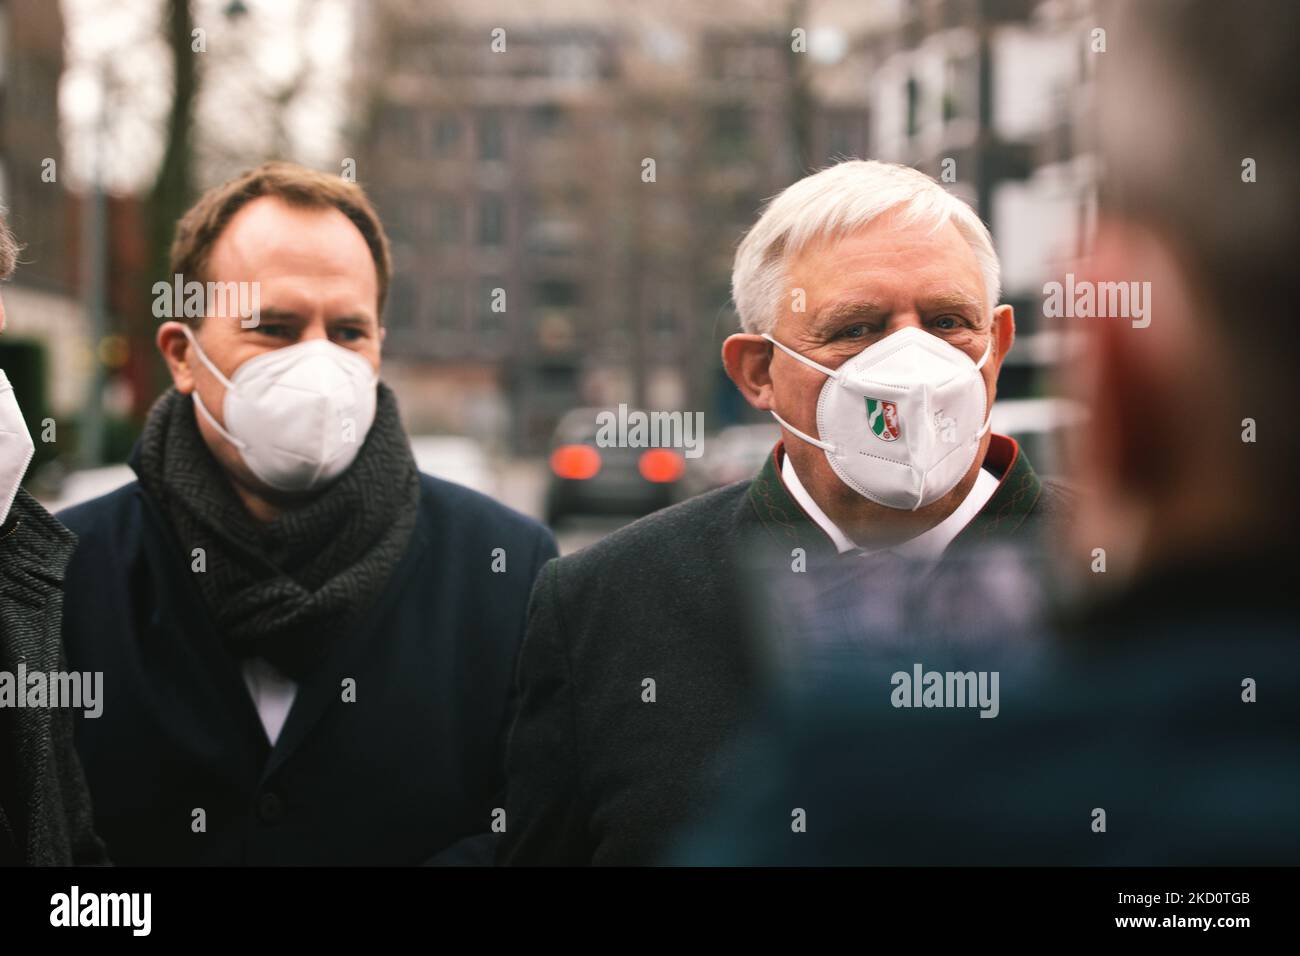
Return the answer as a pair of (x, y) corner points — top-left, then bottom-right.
(0, 211), (108, 865)
(669, 0), (1300, 868)
(503, 160), (1071, 865)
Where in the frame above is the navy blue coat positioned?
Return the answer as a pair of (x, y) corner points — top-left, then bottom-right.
(58, 470), (555, 865)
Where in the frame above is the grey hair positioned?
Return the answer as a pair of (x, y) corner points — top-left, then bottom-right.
(0, 209), (19, 281)
(730, 160), (1001, 334)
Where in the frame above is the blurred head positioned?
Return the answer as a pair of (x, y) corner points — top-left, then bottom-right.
(157, 162), (391, 502)
(723, 161), (1014, 532)
(1071, 0), (1300, 578)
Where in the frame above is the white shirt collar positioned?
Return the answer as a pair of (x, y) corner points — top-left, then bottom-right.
(779, 449), (1001, 562)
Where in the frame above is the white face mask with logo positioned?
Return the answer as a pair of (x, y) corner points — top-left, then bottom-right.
(763, 325), (993, 511)
(183, 327), (378, 493)
(1, 368), (36, 524)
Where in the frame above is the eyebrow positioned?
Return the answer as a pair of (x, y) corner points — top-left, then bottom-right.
(252, 308), (304, 324)
(919, 292), (983, 313)
(811, 293), (984, 329)
(251, 310), (376, 327)
(811, 300), (891, 328)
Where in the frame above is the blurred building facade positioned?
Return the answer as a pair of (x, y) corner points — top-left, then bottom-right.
(3, 0), (1101, 466)
(353, 0), (1096, 452)
(851, 0), (1097, 395)
(2, 0), (157, 466)
(352, 0), (879, 451)
(0, 0), (83, 465)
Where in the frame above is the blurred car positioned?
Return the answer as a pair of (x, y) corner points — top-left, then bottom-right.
(544, 408), (685, 527)
(989, 397), (1088, 479)
(682, 423), (781, 497)
(408, 435), (497, 498)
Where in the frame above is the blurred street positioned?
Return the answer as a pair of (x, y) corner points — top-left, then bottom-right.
(36, 449), (634, 557)
(494, 456), (630, 555)
(3, 0), (1095, 521)
(35, 389), (1082, 556)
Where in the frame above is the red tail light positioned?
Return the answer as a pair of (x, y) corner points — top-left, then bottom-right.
(550, 444), (602, 480)
(639, 448), (684, 483)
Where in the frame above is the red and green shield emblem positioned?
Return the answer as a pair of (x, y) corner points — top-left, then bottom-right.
(865, 397), (900, 442)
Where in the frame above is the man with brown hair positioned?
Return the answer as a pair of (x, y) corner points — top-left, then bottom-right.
(57, 163), (555, 864)
(0, 210), (108, 866)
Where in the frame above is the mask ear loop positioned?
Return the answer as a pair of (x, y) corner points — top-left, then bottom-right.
(762, 332), (839, 377)
(973, 335), (995, 439)
(761, 333), (839, 453)
(181, 326), (249, 451)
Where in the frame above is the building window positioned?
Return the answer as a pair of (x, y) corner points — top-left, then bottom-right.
(386, 274), (416, 330)
(478, 195), (505, 246)
(651, 291), (677, 340)
(436, 199), (462, 244)
(477, 111), (505, 160)
(534, 279), (578, 308)
(477, 278), (506, 336)
(380, 104), (418, 155)
(825, 116), (860, 162)
(710, 105), (751, 162)
(434, 280), (463, 333)
(530, 103), (564, 136)
(434, 115), (462, 156)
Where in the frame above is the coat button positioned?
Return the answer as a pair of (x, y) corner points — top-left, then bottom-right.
(257, 792), (284, 824)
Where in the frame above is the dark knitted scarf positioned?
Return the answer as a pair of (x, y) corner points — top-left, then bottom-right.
(134, 384), (421, 679)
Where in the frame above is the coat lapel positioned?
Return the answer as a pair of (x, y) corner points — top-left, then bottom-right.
(133, 485), (272, 764)
(745, 435), (1044, 554)
(260, 521), (431, 781)
(954, 435), (1044, 543)
(744, 443), (840, 562)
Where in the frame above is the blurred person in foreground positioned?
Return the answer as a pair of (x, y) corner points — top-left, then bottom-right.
(672, 0), (1300, 865)
(57, 163), (556, 864)
(503, 160), (1074, 865)
(0, 212), (107, 865)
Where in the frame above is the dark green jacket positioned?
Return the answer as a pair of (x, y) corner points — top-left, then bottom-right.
(503, 436), (1072, 865)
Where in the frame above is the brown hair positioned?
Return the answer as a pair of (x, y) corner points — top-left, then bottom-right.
(168, 162), (392, 324)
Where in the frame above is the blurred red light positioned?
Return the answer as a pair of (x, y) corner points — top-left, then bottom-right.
(550, 444), (602, 480)
(639, 448), (684, 483)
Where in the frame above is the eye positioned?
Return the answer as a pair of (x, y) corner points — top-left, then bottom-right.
(835, 324), (868, 340)
(258, 323), (293, 339)
(932, 315), (960, 331)
(332, 326), (365, 343)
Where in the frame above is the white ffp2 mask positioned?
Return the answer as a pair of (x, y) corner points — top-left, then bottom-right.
(183, 328), (378, 492)
(0, 369), (36, 524)
(764, 326), (993, 511)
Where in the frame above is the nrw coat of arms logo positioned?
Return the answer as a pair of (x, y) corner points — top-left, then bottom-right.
(865, 397), (900, 442)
